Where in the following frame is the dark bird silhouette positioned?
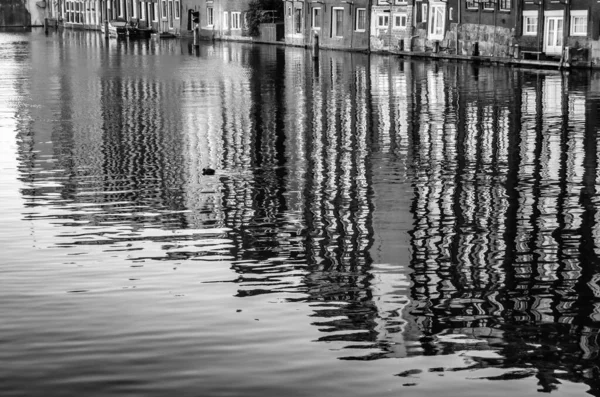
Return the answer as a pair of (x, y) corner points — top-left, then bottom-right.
(202, 168), (216, 176)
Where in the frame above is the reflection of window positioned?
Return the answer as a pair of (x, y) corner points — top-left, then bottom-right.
(207, 7), (213, 25)
(377, 14), (389, 28)
(570, 10), (587, 36)
(295, 8), (302, 33)
(523, 11), (537, 35)
(393, 14), (406, 29)
(312, 7), (321, 29)
(499, 0), (510, 11)
(355, 8), (366, 31)
(223, 11), (228, 29)
(331, 7), (343, 37)
(231, 11), (240, 29)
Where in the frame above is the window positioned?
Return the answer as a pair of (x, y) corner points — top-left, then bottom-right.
(119, 0), (124, 17)
(153, 3), (158, 21)
(449, 7), (453, 21)
(421, 4), (427, 22)
(140, 1), (146, 20)
(223, 11), (228, 29)
(312, 7), (321, 29)
(355, 8), (366, 31)
(168, 0), (173, 27)
(377, 14), (389, 28)
(499, 0), (510, 11)
(395, 0), (407, 4)
(231, 11), (241, 29)
(428, 3), (445, 40)
(393, 13), (407, 29)
(161, 0), (167, 18)
(466, 0), (477, 9)
(132, 0), (138, 18)
(570, 10), (587, 36)
(482, 1), (494, 10)
(295, 8), (302, 33)
(523, 11), (537, 35)
(331, 7), (343, 37)
(207, 6), (213, 25)
(174, 0), (179, 18)
(65, 0), (85, 23)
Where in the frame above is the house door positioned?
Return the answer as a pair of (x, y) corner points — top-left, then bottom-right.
(544, 16), (563, 55)
(428, 3), (445, 41)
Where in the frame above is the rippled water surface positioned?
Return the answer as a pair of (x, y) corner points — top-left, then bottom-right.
(2, 29), (600, 397)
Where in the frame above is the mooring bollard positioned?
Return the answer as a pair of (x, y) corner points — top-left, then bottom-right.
(193, 26), (199, 47)
(104, 20), (109, 39)
(44, 18), (48, 34)
(312, 33), (319, 59)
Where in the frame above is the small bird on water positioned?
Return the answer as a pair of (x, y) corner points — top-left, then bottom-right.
(202, 168), (216, 176)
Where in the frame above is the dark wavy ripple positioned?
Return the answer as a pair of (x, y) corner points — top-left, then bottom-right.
(1, 29), (599, 397)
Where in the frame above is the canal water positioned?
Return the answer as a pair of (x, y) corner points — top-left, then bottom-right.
(1, 29), (599, 397)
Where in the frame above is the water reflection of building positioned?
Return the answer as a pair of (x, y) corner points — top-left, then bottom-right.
(402, 63), (600, 391)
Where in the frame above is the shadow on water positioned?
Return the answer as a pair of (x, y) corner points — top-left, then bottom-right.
(5, 30), (600, 395)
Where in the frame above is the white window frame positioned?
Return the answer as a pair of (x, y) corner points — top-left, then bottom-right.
(231, 11), (241, 29)
(523, 10), (537, 35)
(207, 6), (213, 26)
(140, 1), (146, 20)
(570, 10), (587, 36)
(132, 0), (138, 18)
(174, 0), (179, 19)
(331, 7), (344, 38)
(355, 8), (366, 31)
(153, 3), (158, 21)
(223, 11), (228, 29)
(483, 1), (494, 10)
(377, 14), (389, 28)
(499, 0), (510, 11)
(294, 7), (302, 33)
(421, 3), (427, 23)
(394, 0), (407, 4)
(393, 13), (407, 29)
(312, 7), (321, 29)
(161, 0), (167, 19)
(119, 0), (124, 17)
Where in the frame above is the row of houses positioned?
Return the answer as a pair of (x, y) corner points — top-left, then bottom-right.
(283, 0), (600, 65)
(7, 0), (600, 65)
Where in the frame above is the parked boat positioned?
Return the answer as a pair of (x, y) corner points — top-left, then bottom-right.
(101, 18), (127, 38)
(126, 20), (153, 39)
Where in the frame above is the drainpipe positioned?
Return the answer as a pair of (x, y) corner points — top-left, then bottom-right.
(456, 0), (460, 54)
(538, 0), (543, 52)
(366, 0), (372, 52)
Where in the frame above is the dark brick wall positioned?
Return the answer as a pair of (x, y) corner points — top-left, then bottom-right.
(0, 0), (31, 26)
